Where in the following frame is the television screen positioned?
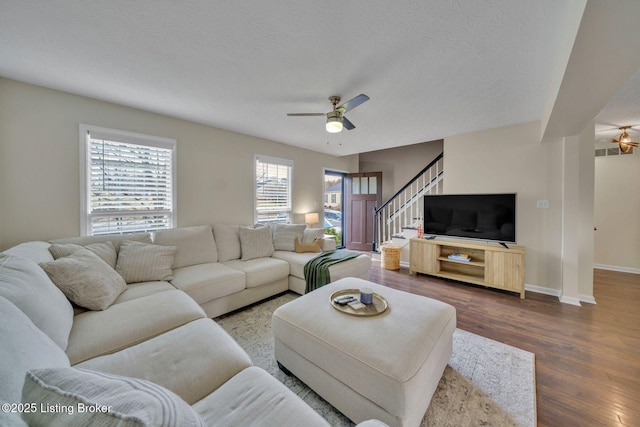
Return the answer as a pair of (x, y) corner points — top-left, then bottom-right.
(423, 193), (516, 243)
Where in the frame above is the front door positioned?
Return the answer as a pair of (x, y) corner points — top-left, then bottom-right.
(345, 172), (382, 251)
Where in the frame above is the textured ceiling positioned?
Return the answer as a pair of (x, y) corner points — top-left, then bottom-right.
(0, 1), (633, 156)
(595, 66), (640, 146)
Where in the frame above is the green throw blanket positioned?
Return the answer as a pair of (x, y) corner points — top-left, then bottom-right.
(304, 249), (362, 293)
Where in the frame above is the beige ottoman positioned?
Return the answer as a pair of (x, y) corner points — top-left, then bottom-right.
(272, 278), (456, 427)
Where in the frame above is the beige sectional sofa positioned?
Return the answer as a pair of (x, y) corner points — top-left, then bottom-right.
(0, 224), (378, 426)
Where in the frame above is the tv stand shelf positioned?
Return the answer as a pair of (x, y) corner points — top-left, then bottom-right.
(409, 238), (525, 298)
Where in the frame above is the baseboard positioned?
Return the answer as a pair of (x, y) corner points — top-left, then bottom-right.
(380, 264), (597, 305)
(579, 294), (597, 305)
(524, 284), (560, 297)
(525, 284), (596, 305)
(594, 264), (640, 275)
(559, 295), (582, 306)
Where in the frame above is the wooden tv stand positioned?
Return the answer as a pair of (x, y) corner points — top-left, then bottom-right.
(409, 237), (525, 298)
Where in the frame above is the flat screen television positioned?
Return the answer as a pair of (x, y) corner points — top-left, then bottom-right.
(423, 193), (516, 243)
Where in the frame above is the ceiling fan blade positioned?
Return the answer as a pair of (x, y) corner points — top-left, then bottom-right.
(287, 113), (325, 116)
(338, 94), (369, 113)
(342, 116), (355, 130)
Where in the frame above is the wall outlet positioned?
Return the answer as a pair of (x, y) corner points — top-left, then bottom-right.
(536, 200), (550, 208)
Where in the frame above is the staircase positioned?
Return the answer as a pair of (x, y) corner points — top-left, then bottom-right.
(372, 153), (444, 257)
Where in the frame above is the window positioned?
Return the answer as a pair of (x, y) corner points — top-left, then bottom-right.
(255, 155), (292, 224)
(80, 124), (176, 236)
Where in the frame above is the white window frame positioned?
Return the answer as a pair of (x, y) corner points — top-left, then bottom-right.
(254, 154), (293, 224)
(79, 124), (177, 236)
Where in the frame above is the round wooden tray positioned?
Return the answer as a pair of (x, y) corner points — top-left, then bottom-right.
(330, 289), (389, 317)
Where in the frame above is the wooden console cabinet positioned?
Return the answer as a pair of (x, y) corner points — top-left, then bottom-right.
(409, 238), (525, 298)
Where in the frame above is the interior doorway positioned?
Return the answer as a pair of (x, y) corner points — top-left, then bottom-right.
(324, 170), (345, 247)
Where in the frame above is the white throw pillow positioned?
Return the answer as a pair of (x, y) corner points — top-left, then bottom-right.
(116, 241), (177, 283)
(273, 224), (306, 251)
(40, 248), (127, 311)
(302, 228), (325, 244)
(239, 225), (274, 261)
(213, 224), (242, 262)
(48, 241), (118, 269)
(0, 255), (73, 350)
(22, 367), (206, 427)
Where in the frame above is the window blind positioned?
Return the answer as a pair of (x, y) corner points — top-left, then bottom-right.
(86, 130), (175, 235)
(255, 155), (292, 223)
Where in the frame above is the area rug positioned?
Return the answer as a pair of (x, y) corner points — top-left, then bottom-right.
(215, 292), (536, 427)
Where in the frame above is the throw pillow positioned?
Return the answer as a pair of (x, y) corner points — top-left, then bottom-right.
(213, 224), (241, 261)
(302, 227), (325, 244)
(295, 237), (324, 253)
(22, 367), (206, 427)
(48, 241), (118, 269)
(39, 248), (127, 311)
(116, 241), (177, 284)
(239, 225), (274, 261)
(0, 255), (74, 350)
(273, 224), (306, 251)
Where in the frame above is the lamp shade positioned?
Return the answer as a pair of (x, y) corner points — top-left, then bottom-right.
(304, 212), (319, 226)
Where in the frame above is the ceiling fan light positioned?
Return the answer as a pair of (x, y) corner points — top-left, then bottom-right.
(619, 143), (634, 153)
(619, 131), (630, 144)
(326, 113), (343, 133)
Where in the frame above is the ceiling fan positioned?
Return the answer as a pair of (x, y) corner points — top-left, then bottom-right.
(287, 94), (369, 133)
(610, 126), (639, 153)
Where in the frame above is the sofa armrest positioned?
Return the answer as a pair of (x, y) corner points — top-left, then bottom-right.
(322, 235), (337, 251)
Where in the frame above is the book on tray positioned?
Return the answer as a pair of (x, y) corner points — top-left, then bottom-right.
(447, 253), (471, 262)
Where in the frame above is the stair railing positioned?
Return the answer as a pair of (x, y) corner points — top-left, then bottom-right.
(372, 153), (444, 251)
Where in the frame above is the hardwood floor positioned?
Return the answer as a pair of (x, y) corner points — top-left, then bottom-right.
(368, 264), (640, 427)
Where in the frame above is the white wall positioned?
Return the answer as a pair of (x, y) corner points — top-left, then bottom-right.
(594, 152), (640, 272)
(443, 121), (564, 292)
(0, 78), (358, 250)
(359, 140), (443, 202)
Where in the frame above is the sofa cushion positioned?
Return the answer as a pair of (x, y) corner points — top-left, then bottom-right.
(213, 224), (241, 261)
(39, 248), (127, 311)
(49, 232), (152, 252)
(48, 241), (118, 269)
(22, 367), (205, 427)
(193, 366), (330, 427)
(116, 240), (177, 284)
(272, 251), (320, 280)
(112, 281), (176, 305)
(66, 290), (205, 365)
(171, 263), (245, 304)
(273, 223), (306, 251)
(1, 241), (54, 264)
(239, 225), (274, 260)
(223, 258), (290, 288)
(154, 225), (218, 268)
(77, 318), (253, 405)
(273, 250), (372, 283)
(0, 296), (70, 427)
(0, 255), (74, 350)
